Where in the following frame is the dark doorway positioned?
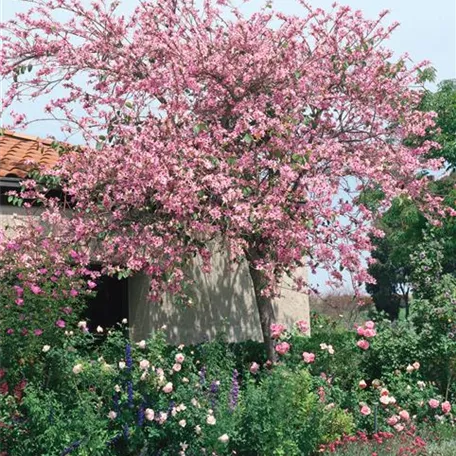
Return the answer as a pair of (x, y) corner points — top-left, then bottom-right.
(84, 275), (129, 331)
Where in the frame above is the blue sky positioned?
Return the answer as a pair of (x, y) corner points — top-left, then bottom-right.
(1, 0), (455, 292)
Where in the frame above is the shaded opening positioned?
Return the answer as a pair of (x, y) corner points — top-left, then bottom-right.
(84, 275), (129, 331)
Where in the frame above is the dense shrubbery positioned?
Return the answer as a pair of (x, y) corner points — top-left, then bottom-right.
(1, 237), (456, 455)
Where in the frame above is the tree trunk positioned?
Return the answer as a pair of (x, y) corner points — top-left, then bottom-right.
(247, 248), (277, 362)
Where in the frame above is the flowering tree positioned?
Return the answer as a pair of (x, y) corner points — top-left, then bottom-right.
(0, 0), (444, 358)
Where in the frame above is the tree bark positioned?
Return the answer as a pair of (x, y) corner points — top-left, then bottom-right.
(247, 248), (277, 362)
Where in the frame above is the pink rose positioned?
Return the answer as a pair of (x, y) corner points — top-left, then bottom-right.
(412, 361), (420, 370)
(394, 424), (405, 432)
(275, 341), (290, 355)
(162, 382), (173, 393)
(302, 352), (315, 363)
(399, 410), (410, 421)
(428, 399), (440, 409)
(270, 323), (286, 339)
(356, 326), (365, 336)
(364, 329), (377, 338)
(175, 353), (185, 364)
(360, 405), (371, 416)
(30, 284), (42, 295)
(365, 321), (375, 329)
(387, 415), (399, 426)
(172, 363), (182, 372)
(358, 380), (367, 389)
(357, 339), (370, 350)
(55, 319), (66, 328)
(249, 362), (260, 374)
(139, 359), (150, 370)
(296, 320), (309, 334)
(441, 401), (451, 414)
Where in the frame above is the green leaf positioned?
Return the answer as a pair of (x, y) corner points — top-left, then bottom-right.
(193, 122), (208, 134)
(243, 133), (253, 145)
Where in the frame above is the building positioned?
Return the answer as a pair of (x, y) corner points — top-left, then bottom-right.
(0, 130), (310, 344)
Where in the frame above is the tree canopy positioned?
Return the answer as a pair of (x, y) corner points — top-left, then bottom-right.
(0, 0), (445, 354)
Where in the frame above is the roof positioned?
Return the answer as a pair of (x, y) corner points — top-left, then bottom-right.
(0, 130), (60, 178)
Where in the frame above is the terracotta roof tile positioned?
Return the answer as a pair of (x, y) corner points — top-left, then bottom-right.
(0, 130), (60, 178)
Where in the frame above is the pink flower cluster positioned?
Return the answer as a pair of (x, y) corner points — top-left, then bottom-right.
(270, 323), (286, 339)
(356, 320), (376, 350)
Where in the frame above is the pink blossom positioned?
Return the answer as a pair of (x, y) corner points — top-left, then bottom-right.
(69, 289), (78, 297)
(275, 341), (290, 355)
(175, 353), (185, 364)
(62, 307), (73, 315)
(399, 410), (410, 421)
(172, 363), (182, 372)
(296, 320), (309, 334)
(139, 359), (150, 370)
(394, 424), (405, 432)
(365, 321), (375, 330)
(270, 323), (286, 339)
(358, 380), (367, 389)
(249, 362), (260, 374)
(87, 280), (97, 289)
(387, 415), (399, 426)
(356, 339), (370, 350)
(428, 399), (440, 409)
(33, 329), (43, 336)
(55, 319), (66, 328)
(356, 326), (365, 336)
(30, 285), (42, 295)
(302, 352), (315, 363)
(360, 405), (371, 416)
(162, 382), (173, 394)
(15, 298), (24, 306)
(441, 401), (451, 414)
(412, 361), (420, 370)
(364, 328), (377, 338)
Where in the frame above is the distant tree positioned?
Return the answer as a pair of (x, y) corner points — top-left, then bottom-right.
(368, 80), (456, 319)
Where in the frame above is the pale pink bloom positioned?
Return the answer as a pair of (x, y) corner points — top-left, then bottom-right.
(118, 361), (126, 370)
(218, 434), (229, 443)
(55, 319), (66, 328)
(360, 405), (371, 416)
(327, 345), (335, 355)
(162, 382), (173, 393)
(380, 396), (390, 406)
(394, 424), (405, 432)
(356, 326), (365, 336)
(406, 364), (414, 374)
(275, 341), (290, 355)
(114, 384), (121, 393)
(172, 363), (182, 372)
(302, 352), (315, 363)
(158, 412), (168, 424)
(320, 343), (328, 350)
(270, 323), (286, 339)
(137, 340), (146, 349)
(72, 364), (83, 374)
(412, 361), (420, 370)
(96, 325), (103, 333)
(399, 410), (410, 421)
(145, 408), (155, 421)
(389, 396), (397, 404)
(175, 353), (185, 363)
(250, 362), (260, 374)
(206, 415), (216, 425)
(380, 388), (389, 397)
(296, 320), (309, 333)
(42, 345), (51, 353)
(441, 401), (451, 414)
(195, 425), (202, 435)
(428, 399), (440, 409)
(177, 403), (187, 412)
(387, 415), (399, 426)
(107, 411), (117, 420)
(178, 419), (186, 428)
(87, 280), (97, 289)
(417, 381), (426, 390)
(139, 359), (150, 370)
(358, 380), (367, 389)
(357, 339), (370, 350)
(365, 321), (375, 329)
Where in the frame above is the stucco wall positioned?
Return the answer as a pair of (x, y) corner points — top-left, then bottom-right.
(129, 245), (310, 345)
(0, 204), (43, 234)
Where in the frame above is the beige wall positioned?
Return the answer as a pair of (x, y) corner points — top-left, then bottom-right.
(129, 244), (310, 345)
